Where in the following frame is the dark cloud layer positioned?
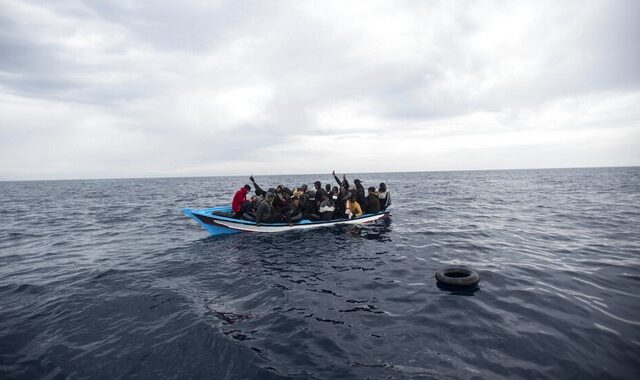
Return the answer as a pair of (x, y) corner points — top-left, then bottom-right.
(0, 0), (638, 180)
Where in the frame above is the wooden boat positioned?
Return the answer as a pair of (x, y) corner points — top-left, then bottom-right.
(183, 206), (390, 236)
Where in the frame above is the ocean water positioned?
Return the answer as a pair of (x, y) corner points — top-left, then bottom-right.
(1, 167), (639, 379)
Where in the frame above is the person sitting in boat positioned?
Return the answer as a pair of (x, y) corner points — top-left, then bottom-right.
(274, 186), (286, 211)
(283, 196), (303, 225)
(240, 195), (262, 221)
(332, 170), (350, 190)
(378, 182), (391, 210)
(313, 181), (329, 209)
(318, 193), (335, 220)
(232, 184), (251, 216)
(293, 184), (307, 197)
(345, 192), (363, 219)
(255, 192), (281, 225)
(352, 179), (368, 211)
(301, 191), (320, 220)
(333, 187), (349, 218)
(365, 186), (381, 214)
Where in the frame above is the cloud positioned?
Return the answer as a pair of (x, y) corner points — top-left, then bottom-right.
(0, 0), (638, 180)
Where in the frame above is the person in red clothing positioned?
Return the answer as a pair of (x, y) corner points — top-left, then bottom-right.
(232, 184), (252, 215)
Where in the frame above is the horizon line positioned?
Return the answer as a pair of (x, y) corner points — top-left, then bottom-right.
(1, 164), (638, 183)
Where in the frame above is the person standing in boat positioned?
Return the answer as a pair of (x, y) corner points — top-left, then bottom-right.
(232, 184), (251, 216)
(365, 187), (381, 214)
(378, 182), (391, 210)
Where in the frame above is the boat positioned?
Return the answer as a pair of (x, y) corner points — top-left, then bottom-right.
(183, 206), (390, 236)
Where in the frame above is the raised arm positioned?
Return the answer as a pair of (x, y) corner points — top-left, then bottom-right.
(341, 174), (350, 190)
(250, 175), (266, 197)
(332, 170), (343, 187)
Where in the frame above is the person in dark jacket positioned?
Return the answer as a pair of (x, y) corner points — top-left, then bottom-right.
(365, 187), (381, 214)
(283, 196), (303, 225)
(240, 195), (261, 221)
(232, 184), (251, 214)
(318, 193), (335, 220)
(334, 187), (348, 218)
(301, 191), (320, 220)
(313, 181), (329, 208)
(255, 193), (281, 225)
(378, 182), (391, 210)
(353, 179), (367, 211)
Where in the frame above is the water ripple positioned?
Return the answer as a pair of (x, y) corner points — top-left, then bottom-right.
(1, 169), (639, 379)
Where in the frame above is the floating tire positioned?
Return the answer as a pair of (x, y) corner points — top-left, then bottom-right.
(435, 266), (479, 287)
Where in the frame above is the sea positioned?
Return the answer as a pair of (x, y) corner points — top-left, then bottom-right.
(1, 167), (639, 379)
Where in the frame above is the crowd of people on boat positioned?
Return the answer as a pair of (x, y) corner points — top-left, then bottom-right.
(231, 171), (391, 225)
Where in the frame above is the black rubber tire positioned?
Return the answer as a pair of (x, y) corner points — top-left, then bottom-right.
(435, 266), (479, 287)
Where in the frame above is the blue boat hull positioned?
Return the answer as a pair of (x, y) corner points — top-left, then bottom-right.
(183, 206), (390, 236)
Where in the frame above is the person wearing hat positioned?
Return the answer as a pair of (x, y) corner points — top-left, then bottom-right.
(365, 186), (381, 214)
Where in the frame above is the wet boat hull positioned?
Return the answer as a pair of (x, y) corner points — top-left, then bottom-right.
(183, 206), (390, 236)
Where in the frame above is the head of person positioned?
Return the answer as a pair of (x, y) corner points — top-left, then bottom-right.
(314, 181), (321, 190)
(266, 192), (275, 203)
(291, 196), (300, 206)
(379, 183), (387, 192)
(276, 185), (284, 193)
(325, 184), (331, 192)
(244, 184), (251, 191)
(354, 179), (362, 187)
(368, 186), (376, 194)
(301, 184), (308, 192)
(331, 186), (339, 194)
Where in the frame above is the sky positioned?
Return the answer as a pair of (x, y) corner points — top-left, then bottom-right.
(1, 0), (639, 180)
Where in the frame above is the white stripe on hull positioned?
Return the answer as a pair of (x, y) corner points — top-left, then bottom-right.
(211, 213), (387, 233)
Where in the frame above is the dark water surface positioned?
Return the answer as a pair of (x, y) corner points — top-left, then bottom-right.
(1, 168), (639, 379)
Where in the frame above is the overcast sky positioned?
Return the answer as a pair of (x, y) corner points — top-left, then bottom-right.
(1, 0), (639, 180)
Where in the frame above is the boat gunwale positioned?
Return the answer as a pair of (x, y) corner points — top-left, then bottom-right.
(185, 206), (389, 228)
